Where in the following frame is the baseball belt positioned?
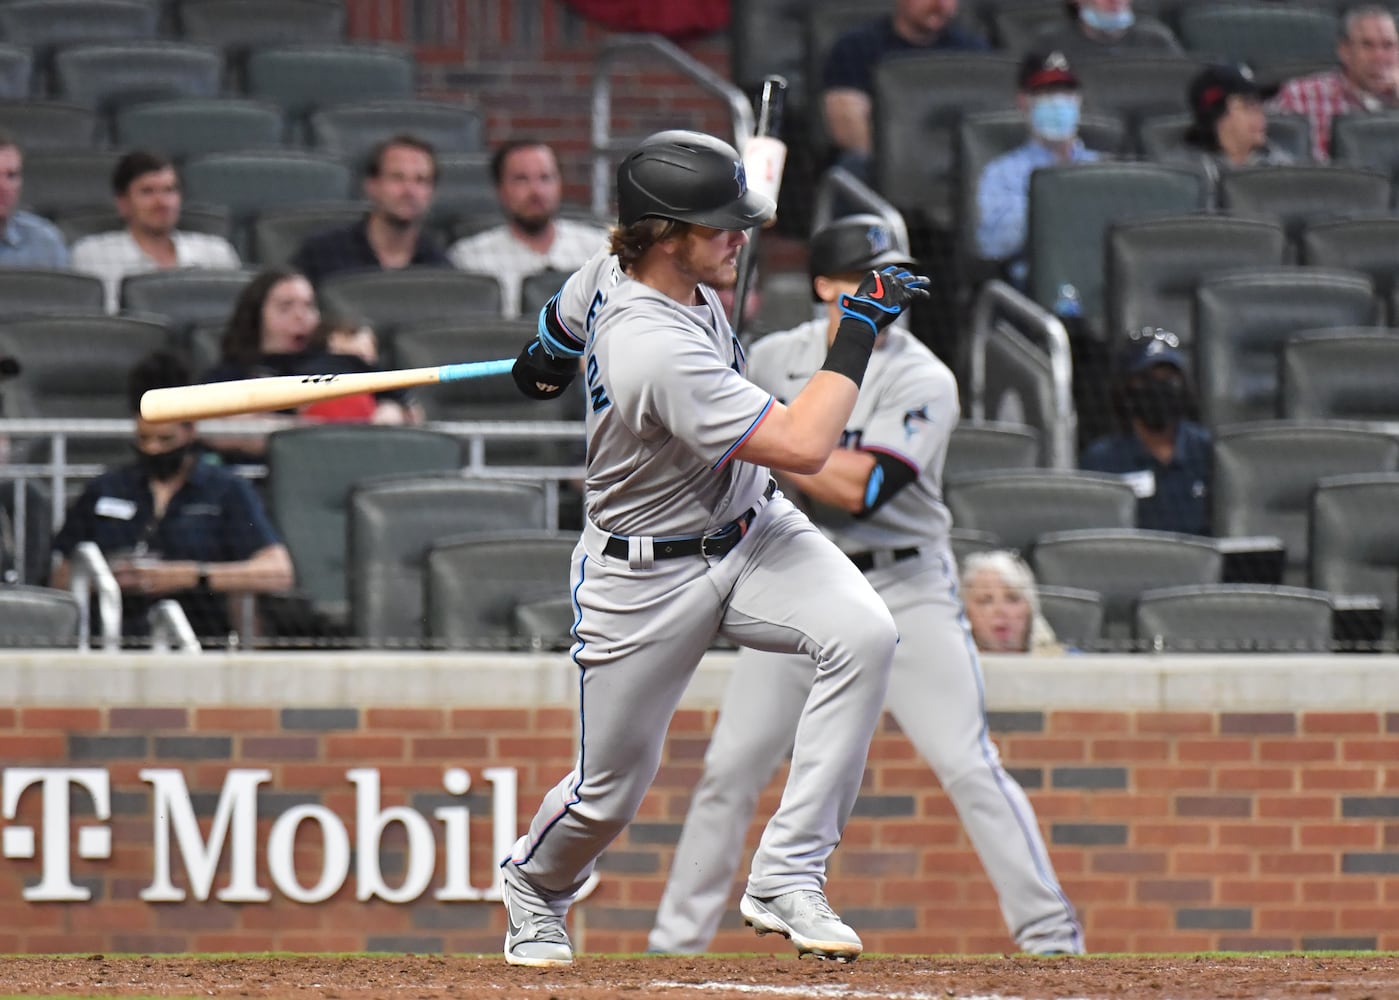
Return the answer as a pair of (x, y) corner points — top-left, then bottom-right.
(603, 479), (777, 561)
(847, 547), (923, 572)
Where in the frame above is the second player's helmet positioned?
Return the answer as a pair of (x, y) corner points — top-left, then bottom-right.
(807, 214), (912, 284)
(616, 129), (776, 230)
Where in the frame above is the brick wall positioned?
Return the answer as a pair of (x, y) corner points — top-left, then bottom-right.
(4, 702), (1399, 955)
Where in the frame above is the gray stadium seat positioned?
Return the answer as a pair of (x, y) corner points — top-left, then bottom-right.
(250, 201), (367, 267)
(0, 586), (80, 648)
(318, 269), (503, 341)
(1135, 584), (1334, 652)
(0, 0), (157, 84)
(943, 470), (1138, 556)
(1213, 421), (1399, 584)
(54, 41), (222, 113)
(429, 152), (496, 232)
(1217, 165), (1391, 243)
(178, 0), (345, 62)
(1136, 112), (1313, 167)
(425, 530), (578, 649)
(1176, 4), (1338, 73)
(56, 203), (231, 244)
(1031, 528), (1223, 640)
(119, 268), (256, 342)
(1027, 162), (1207, 340)
(19, 150), (120, 216)
(244, 43), (415, 124)
(1300, 216), (1399, 311)
(1194, 267), (1378, 426)
(266, 426), (462, 618)
(1036, 584), (1105, 652)
(181, 151), (352, 252)
(0, 45), (31, 99)
(1077, 55), (1203, 129)
(1310, 473), (1399, 632)
(730, 0), (814, 108)
(519, 269), (571, 319)
(512, 595), (575, 651)
(0, 478), (54, 587)
(1281, 331), (1399, 422)
(348, 477), (550, 646)
(945, 421), (1041, 481)
(990, 0), (1070, 51)
(872, 52), (1020, 227)
(0, 101), (99, 151)
(1330, 111), (1399, 177)
(308, 100), (485, 170)
(949, 527), (1003, 568)
(114, 98), (285, 161)
(0, 269), (106, 320)
(1105, 214), (1287, 352)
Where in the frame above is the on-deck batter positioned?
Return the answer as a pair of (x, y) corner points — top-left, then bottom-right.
(648, 215), (1084, 957)
(500, 132), (930, 967)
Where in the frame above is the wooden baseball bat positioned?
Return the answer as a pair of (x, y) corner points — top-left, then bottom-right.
(139, 358), (515, 422)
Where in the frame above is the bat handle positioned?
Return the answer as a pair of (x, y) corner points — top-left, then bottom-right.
(436, 359), (516, 383)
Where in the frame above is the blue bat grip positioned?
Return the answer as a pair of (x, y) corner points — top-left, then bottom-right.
(436, 359), (515, 383)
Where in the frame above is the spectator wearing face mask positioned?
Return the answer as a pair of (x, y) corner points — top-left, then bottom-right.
(1034, 0), (1180, 60)
(975, 50), (1102, 288)
(1079, 330), (1212, 536)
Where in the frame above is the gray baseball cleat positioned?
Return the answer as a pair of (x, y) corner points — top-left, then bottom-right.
(502, 878), (573, 967)
(740, 890), (863, 962)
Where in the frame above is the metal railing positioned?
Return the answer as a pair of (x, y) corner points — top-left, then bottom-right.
(150, 599), (202, 653)
(810, 166), (912, 252)
(69, 541), (120, 652)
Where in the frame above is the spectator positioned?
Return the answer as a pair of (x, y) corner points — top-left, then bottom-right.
(960, 550), (1064, 655)
(1034, 0), (1180, 60)
(1180, 64), (1293, 180)
(976, 50), (1102, 287)
(821, 0), (989, 173)
(447, 140), (608, 319)
(0, 129), (70, 270)
(298, 312), (422, 425)
(49, 352), (294, 644)
(1080, 329), (1211, 537)
(70, 150), (241, 313)
(1268, 6), (1399, 162)
(293, 134), (451, 285)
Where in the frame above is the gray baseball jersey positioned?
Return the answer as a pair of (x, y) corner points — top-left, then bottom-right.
(649, 319), (1083, 956)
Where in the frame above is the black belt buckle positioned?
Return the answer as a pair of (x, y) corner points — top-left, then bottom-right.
(700, 522), (740, 559)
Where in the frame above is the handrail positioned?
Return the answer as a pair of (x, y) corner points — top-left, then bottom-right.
(149, 599), (202, 654)
(590, 34), (756, 218)
(811, 166), (912, 252)
(967, 280), (1077, 470)
(69, 541), (121, 653)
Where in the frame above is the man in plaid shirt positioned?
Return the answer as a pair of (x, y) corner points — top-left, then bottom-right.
(1268, 6), (1399, 161)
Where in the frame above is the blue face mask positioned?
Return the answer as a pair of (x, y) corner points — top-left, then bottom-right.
(1080, 4), (1135, 32)
(1030, 94), (1081, 142)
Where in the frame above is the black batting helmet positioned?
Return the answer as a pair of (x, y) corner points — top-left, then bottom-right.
(807, 214), (911, 289)
(616, 129), (775, 230)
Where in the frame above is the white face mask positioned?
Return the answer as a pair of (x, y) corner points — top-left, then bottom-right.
(1030, 93), (1082, 142)
(1081, 4), (1135, 32)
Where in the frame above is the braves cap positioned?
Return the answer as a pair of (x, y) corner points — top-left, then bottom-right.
(807, 214), (912, 283)
(1189, 64), (1274, 120)
(1018, 49), (1079, 93)
(1124, 333), (1188, 376)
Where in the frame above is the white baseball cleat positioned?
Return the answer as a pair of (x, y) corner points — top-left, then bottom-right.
(740, 890), (863, 962)
(502, 878), (573, 967)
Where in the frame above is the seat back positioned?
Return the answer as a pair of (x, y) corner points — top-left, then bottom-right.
(0, 0), (157, 70)
(250, 201), (366, 266)
(1135, 583), (1333, 652)
(981, 323), (1061, 459)
(1036, 584), (1105, 652)
(348, 477), (549, 645)
(1031, 528), (1223, 639)
(309, 100), (485, 171)
(425, 531), (577, 649)
(1330, 111), (1399, 176)
(1310, 473), (1399, 626)
(1106, 214), (1286, 350)
(1281, 331), (1399, 421)
(19, 150), (120, 216)
(1137, 111), (1313, 165)
(1176, 4), (1338, 72)
(266, 426), (462, 613)
(182, 151), (352, 248)
(114, 98), (285, 161)
(944, 471), (1138, 555)
(0, 270), (106, 320)
(1300, 216), (1399, 306)
(54, 41), (222, 114)
(318, 269), (503, 343)
(949, 526), (1003, 568)
(1194, 267), (1378, 426)
(0, 100), (99, 151)
(519, 269), (572, 318)
(1213, 421), (1399, 583)
(119, 269), (256, 342)
(244, 43), (415, 124)
(179, 0), (345, 60)
(1077, 54), (1202, 129)
(0, 586), (80, 648)
(731, 0), (813, 105)
(945, 421), (1041, 481)
(1217, 165), (1391, 243)
(0, 45), (30, 100)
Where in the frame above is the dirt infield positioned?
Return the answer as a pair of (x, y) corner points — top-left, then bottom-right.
(2, 954), (1398, 999)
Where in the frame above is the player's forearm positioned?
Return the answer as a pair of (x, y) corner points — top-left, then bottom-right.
(735, 372), (858, 473)
(785, 448), (877, 514)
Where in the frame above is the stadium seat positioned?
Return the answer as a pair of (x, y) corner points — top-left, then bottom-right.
(250, 201), (367, 266)
(425, 530), (577, 649)
(181, 150), (352, 252)
(745, 271), (818, 336)
(0, 270), (106, 320)
(119, 268), (256, 343)
(318, 270), (503, 341)
(1036, 584), (1105, 652)
(1105, 214), (1287, 353)
(519, 269), (571, 318)
(19, 150), (120, 217)
(0, 0), (157, 87)
(989, 0), (1071, 51)
(1281, 330), (1399, 421)
(55, 203), (232, 244)
(308, 100), (485, 171)
(0, 586), (80, 648)
(1213, 421), (1399, 584)
(266, 425), (463, 618)
(1310, 473), (1399, 633)
(1077, 55), (1203, 130)
(1194, 267), (1378, 427)
(1176, 4), (1338, 73)
(1330, 111), (1399, 177)
(0, 45), (31, 100)
(943, 470), (1137, 555)
(1217, 165), (1391, 244)
(730, 0), (813, 110)
(944, 421), (1041, 481)
(428, 152), (496, 233)
(512, 595), (575, 651)
(114, 98), (285, 161)
(872, 52), (1020, 227)
(1031, 528), (1223, 640)
(54, 41), (222, 114)
(1027, 162), (1207, 341)
(1136, 112), (1313, 167)
(243, 43), (415, 124)
(1135, 584), (1334, 652)
(348, 476), (550, 646)
(0, 101), (99, 151)
(0, 478), (54, 587)
(178, 0), (346, 64)
(1300, 216), (1399, 313)
(949, 526), (1003, 568)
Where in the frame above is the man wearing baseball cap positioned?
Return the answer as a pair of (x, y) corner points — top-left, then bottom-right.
(1181, 64), (1291, 180)
(1080, 329), (1212, 536)
(975, 49), (1102, 287)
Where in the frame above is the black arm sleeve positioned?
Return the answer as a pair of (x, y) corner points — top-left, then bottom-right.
(855, 452), (919, 518)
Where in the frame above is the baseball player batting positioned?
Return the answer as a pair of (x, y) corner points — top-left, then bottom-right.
(500, 130), (929, 967)
(647, 215), (1084, 958)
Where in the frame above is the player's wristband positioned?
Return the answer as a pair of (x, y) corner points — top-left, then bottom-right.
(819, 318), (878, 387)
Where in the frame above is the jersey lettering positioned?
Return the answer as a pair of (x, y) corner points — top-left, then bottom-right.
(584, 290), (605, 339)
(730, 334), (745, 376)
(839, 429), (863, 449)
(585, 353), (611, 413)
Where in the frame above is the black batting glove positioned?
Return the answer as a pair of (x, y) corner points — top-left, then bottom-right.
(511, 339), (579, 401)
(837, 266), (931, 335)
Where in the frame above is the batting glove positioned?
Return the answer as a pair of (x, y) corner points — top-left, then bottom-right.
(837, 266), (931, 335)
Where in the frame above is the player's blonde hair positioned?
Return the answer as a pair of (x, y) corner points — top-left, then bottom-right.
(959, 550), (1062, 655)
(609, 217), (686, 272)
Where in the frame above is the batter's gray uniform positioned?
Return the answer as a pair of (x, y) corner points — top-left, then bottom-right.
(648, 319), (1084, 955)
(501, 252), (899, 925)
